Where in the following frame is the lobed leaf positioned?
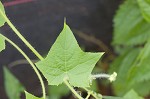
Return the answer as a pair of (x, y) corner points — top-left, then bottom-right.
(36, 23), (103, 87)
(25, 91), (43, 99)
(0, 1), (6, 27)
(4, 67), (25, 99)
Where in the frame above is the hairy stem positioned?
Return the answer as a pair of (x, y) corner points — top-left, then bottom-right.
(63, 79), (83, 99)
(91, 72), (117, 82)
(2, 35), (46, 98)
(0, 10), (44, 60)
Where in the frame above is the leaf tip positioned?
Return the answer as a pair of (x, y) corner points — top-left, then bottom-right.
(63, 18), (70, 30)
(64, 17), (67, 24)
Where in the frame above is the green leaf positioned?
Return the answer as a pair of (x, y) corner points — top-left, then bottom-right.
(0, 1), (6, 27)
(112, 0), (150, 96)
(4, 67), (24, 99)
(123, 90), (143, 99)
(146, 0), (150, 3)
(109, 48), (132, 73)
(110, 45), (150, 96)
(0, 34), (5, 52)
(90, 80), (98, 92)
(132, 81), (150, 96)
(136, 39), (150, 62)
(47, 84), (70, 99)
(113, 0), (142, 45)
(103, 90), (143, 99)
(138, 0), (150, 22)
(112, 0), (150, 47)
(36, 23), (103, 87)
(103, 96), (122, 99)
(128, 39), (150, 87)
(110, 48), (141, 96)
(25, 91), (43, 99)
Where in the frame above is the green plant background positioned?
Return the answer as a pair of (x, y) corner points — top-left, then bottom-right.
(2, 0), (150, 99)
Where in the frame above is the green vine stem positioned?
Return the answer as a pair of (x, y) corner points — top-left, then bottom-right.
(2, 34), (46, 99)
(8, 59), (37, 68)
(63, 79), (83, 99)
(84, 88), (102, 99)
(85, 92), (91, 99)
(0, 10), (44, 60)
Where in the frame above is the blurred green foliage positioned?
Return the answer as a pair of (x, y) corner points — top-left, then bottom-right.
(25, 91), (44, 99)
(123, 90), (143, 99)
(47, 84), (70, 99)
(4, 67), (24, 99)
(103, 89), (143, 99)
(110, 0), (150, 97)
(3, 0), (150, 98)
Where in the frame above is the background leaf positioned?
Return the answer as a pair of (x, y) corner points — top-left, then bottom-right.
(47, 84), (70, 99)
(36, 23), (103, 87)
(0, 34), (5, 52)
(123, 90), (143, 99)
(126, 39), (150, 95)
(112, 0), (150, 49)
(0, 1), (6, 27)
(4, 67), (24, 99)
(138, 0), (150, 22)
(25, 91), (43, 99)
(103, 96), (122, 99)
(111, 0), (150, 97)
(109, 48), (141, 96)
